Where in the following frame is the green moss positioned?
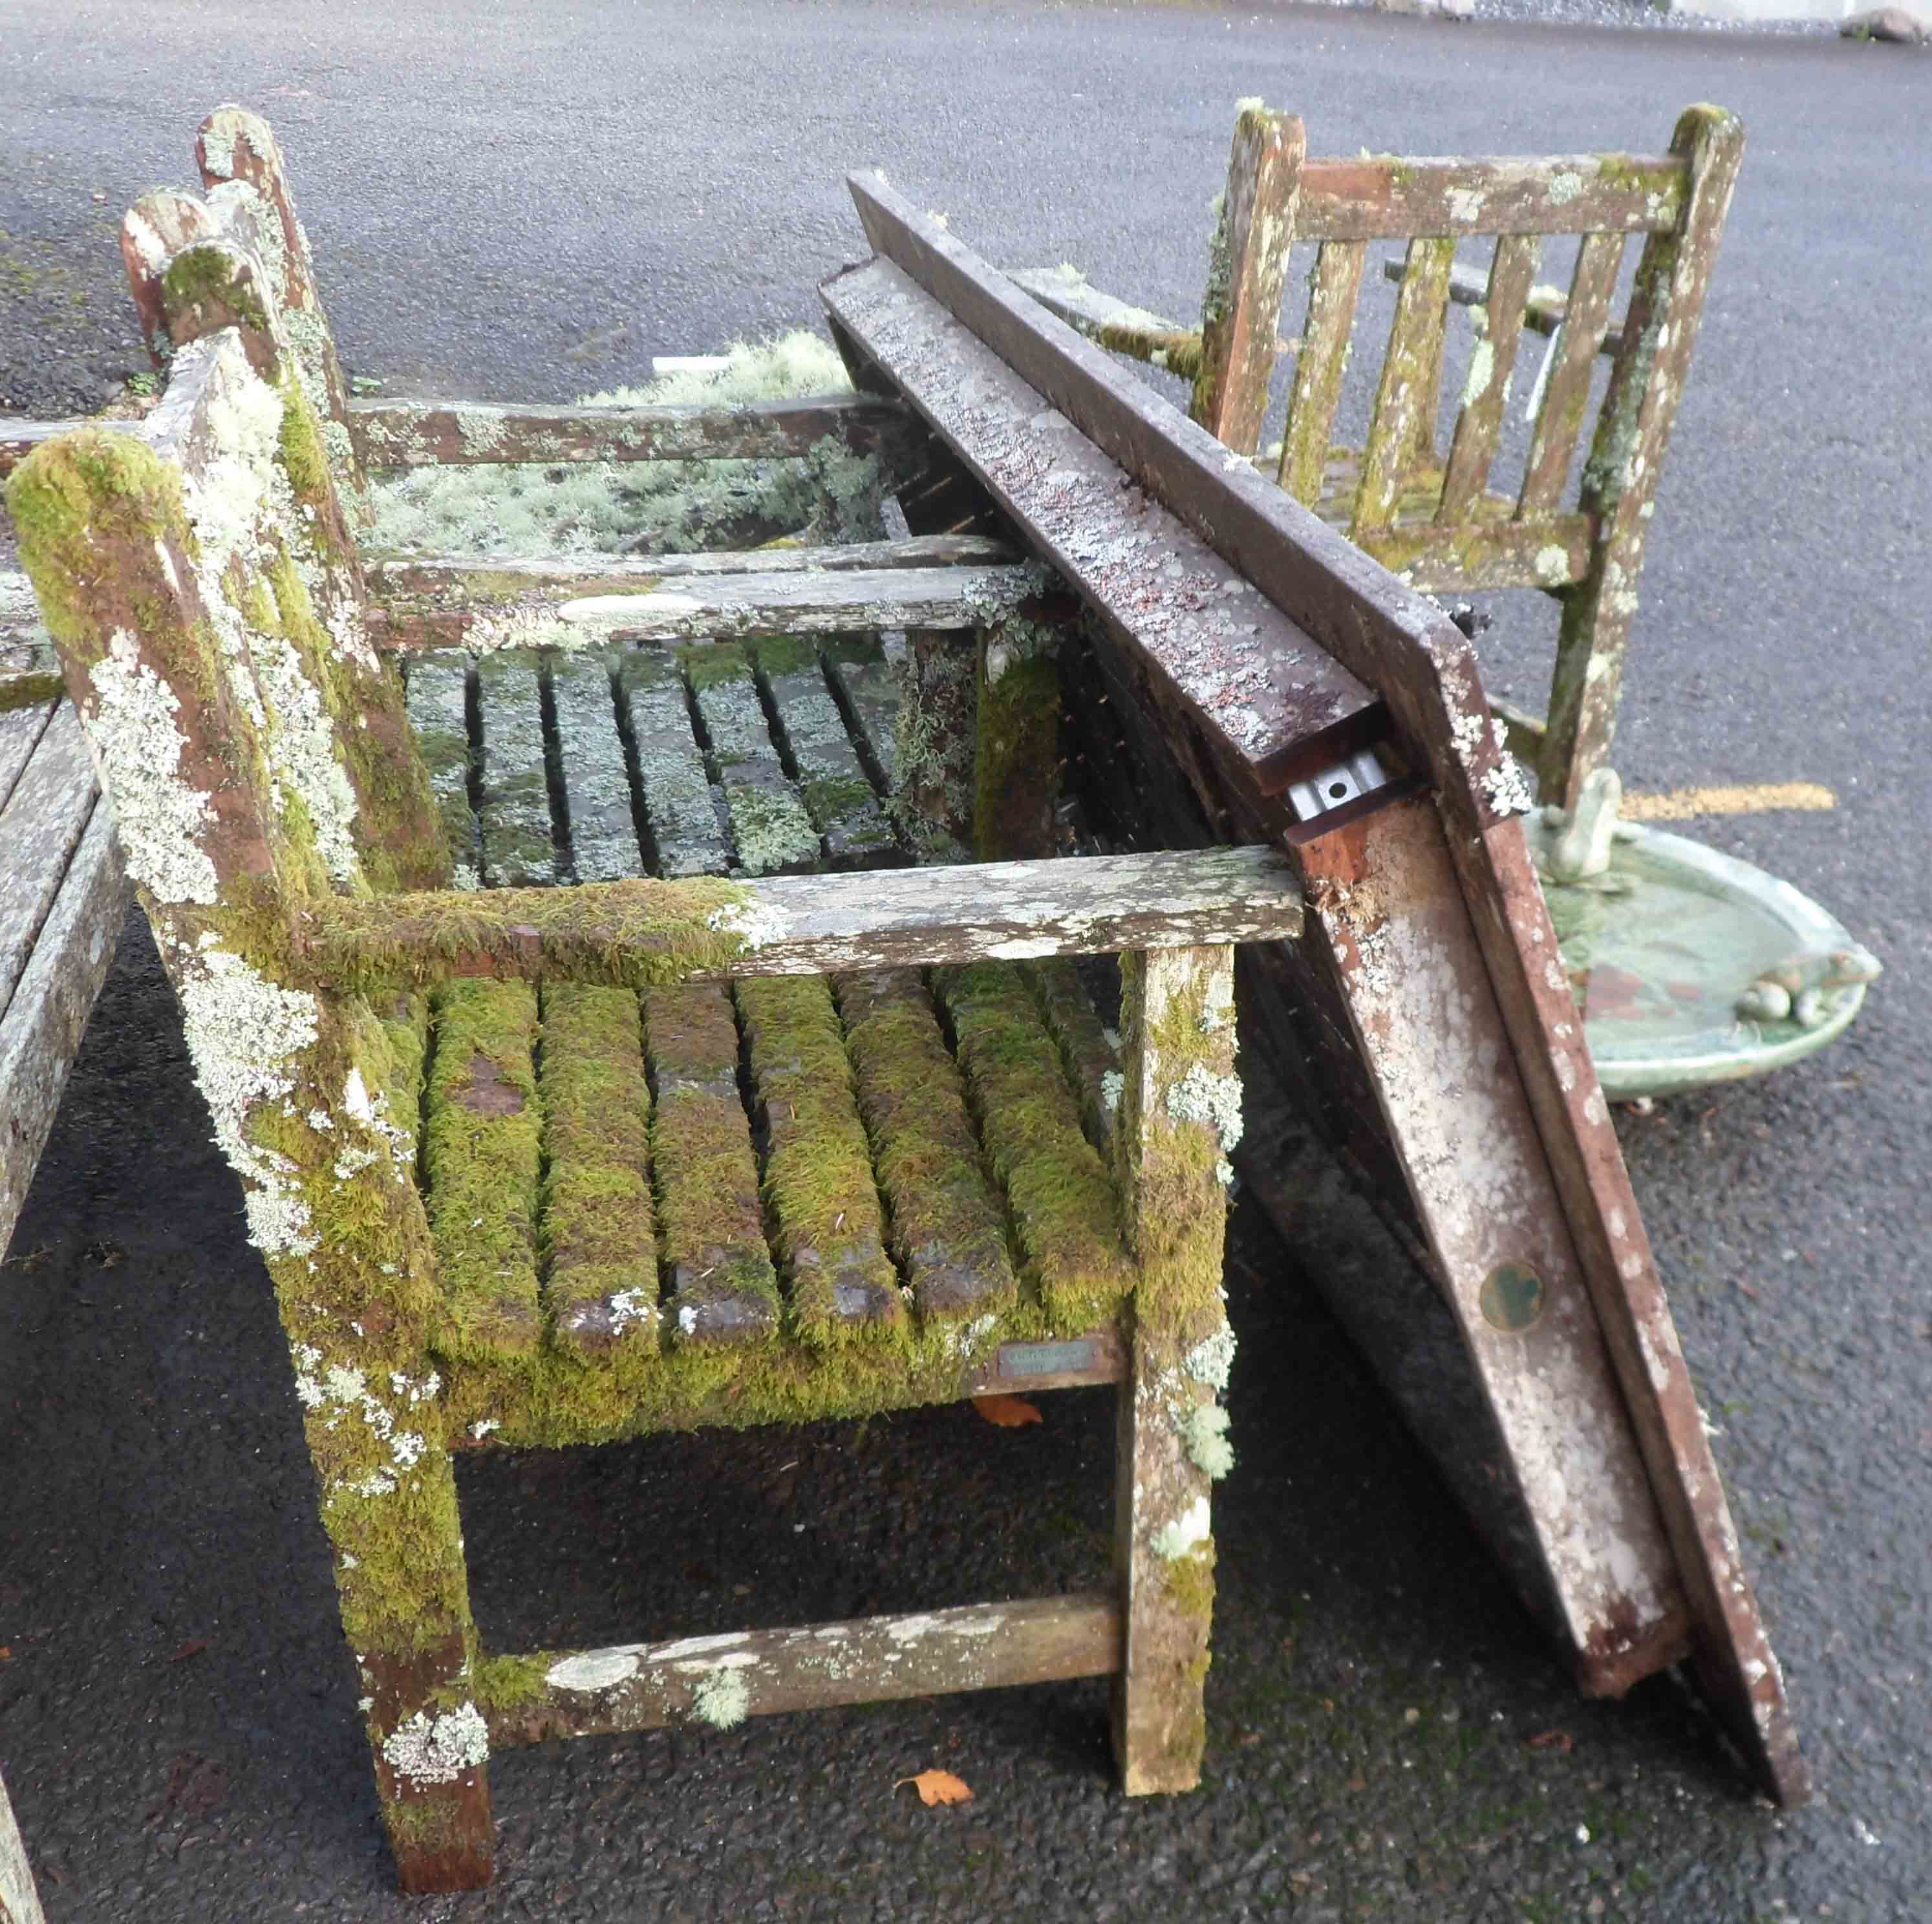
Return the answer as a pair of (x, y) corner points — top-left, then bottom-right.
(424, 979), (542, 1357)
(736, 976), (903, 1346)
(160, 241), (274, 341)
(934, 960), (1132, 1329)
(975, 617), (1060, 861)
(1161, 1545), (1217, 1623)
(747, 631), (819, 679)
(0, 672), (64, 713)
(837, 969), (1016, 1322)
(469, 1651), (553, 1713)
(540, 981), (658, 1351)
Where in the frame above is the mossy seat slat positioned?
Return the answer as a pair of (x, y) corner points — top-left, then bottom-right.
(1024, 958), (1122, 1154)
(837, 967), (1016, 1323)
(402, 652), (482, 891)
(643, 981), (781, 1345)
(613, 648), (731, 879)
(548, 651), (644, 883)
(751, 636), (897, 869)
(685, 640), (818, 877)
(934, 959), (1134, 1329)
(736, 974), (903, 1341)
(426, 979), (544, 1358)
(539, 982), (658, 1356)
(475, 650), (557, 886)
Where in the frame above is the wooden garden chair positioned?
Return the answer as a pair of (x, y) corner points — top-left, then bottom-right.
(6, 111), (1293, 1892)
(1013, 102), (1744, 813)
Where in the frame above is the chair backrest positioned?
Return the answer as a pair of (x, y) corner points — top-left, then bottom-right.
(12, 144), (447, 939)
(1191, 103), (1744, 807)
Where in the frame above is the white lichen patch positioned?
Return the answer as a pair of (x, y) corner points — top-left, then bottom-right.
(1165, 1063), (1244, 1156)
(1152, 1497), (1212, 1563)
(85, 631), (220, 904)
(548, 1647), (641, 1692)
(1100, 1068), (1124, 1116)
(690, 1667), (752, 1729)
(177, 945), (321, 1255)
(705, 899), (789, 948)
(1185, 1326), (1236, 1393)
(380, 1703), (489, 1784)
(1179, 1403), (1234, 1480)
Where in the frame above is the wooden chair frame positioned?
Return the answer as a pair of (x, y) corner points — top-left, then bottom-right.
(6, 109), (1302, 1892)
(1018, 102), (1744, 813)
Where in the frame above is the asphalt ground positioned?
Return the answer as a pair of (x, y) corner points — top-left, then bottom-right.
(1, 3), (1927, 1918)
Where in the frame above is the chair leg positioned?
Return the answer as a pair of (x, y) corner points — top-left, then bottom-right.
(1108, 945), (1238, 1795)
(299, 1382), (494, 1891)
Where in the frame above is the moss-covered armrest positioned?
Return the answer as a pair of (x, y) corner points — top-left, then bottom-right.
(289, 846), (1305, 996)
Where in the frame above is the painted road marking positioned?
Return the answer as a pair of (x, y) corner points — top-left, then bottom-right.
(1619, 782), (1837, 823)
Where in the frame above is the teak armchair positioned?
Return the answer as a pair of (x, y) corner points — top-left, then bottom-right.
(10, 111), (1297, 1891)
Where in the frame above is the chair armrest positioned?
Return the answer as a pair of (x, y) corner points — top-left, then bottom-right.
(290, 846), (1305, 996)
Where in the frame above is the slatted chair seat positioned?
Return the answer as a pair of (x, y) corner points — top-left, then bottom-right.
(7, 107), (1298, 1895)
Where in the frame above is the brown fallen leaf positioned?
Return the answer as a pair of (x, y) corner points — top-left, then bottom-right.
(168, 1638), (209, 1664)
(971, 1394), (1042, 1429)
(1526, 1729), (1574, 1753)
(895, 1768), (974, 1807)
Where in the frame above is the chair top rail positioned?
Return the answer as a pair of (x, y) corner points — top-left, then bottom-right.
(348, 392), (915, 469)
(1297, 153), (1688, 240)
(291, 845), (1305, 994)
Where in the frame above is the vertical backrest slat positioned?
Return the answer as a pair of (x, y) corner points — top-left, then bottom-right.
(1437, 233), (1542, 522)
(1353, 237), (1456, 535)
(1276, 240), (1366, 506)
(1190, 107), (1305, 459)
(1515, 230), (1626, 520)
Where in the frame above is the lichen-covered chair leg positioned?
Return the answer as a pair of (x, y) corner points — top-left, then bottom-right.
(974, 592), (1071, 861)
(1109, 945), (1239, 1793)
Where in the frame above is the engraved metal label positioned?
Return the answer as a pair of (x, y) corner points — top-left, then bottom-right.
(996, 1338), (1100, 1378)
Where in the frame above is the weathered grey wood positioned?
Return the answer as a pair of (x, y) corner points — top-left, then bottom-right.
(821, 632), (902, 792)
(349, 394), (912, 468)
(0, 802), (126, 1268)
(401, 654), (482, 891)
(686, 643), (819, 876)
(545, 652), (644, 882)
(0, 701), (56, 818)
(823, 244), (1384, 798)
(834, 967), (1017, 1321)
(0, 1766), (46, 1924)
(1380, 255), (1624, 358)
(613, 648), (731, 879)
(1516, 231), (1627, 521)
(1293, 796), (1694, 1688)
(482, 1594), (1121, 1747)
(367, 534), (1018, 645)
(553, 564), (1035, 647)
(1278, 241), (1368, 506)
(738, 975), (903, 1336)
(474, 651), (557, 886)
(295, 846), (1305, 991)
(0, 705), (95, 1021)
(1005, 267), (1203, 376)
(1192, 106), (1304, 456)
(643, 982), (780, 1345)
(1355, 239), (1457, 533)
(1110, 945), (1233, 1794)
(751, 637), (897, 867)
(1544, 106), (1748, 813)
(1439, 235), (1542, 522)
(827, 185), (1515, 833)
(1296, 153), (1686, 240)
